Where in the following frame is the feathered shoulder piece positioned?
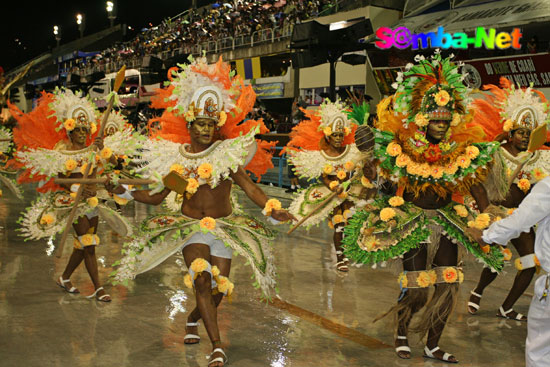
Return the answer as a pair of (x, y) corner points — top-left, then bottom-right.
(9, 92), (65, 151)
(148, 55), (274, 180)
(285, 98), (357, 152)
(471, 76), (550, 142)
(10, 89), (141, 192)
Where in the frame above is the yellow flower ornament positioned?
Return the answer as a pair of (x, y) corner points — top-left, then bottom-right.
(197, 163), (213, 179)
(64, 118), (76, 131)
(65, 159), (77, 172)
(199, 217), (216, 231)
(414, 113), (429, 127)
(380, 207), (396, 222)
(434, 90), (450, 106)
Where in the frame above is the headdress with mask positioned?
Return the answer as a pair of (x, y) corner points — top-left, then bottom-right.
(283, 98), (365, 181)
(147, 55), (275, 181)
(471, 77), (550, 141)
(49, 88), (99, 137)
(8, 88), (140, 193)
(318, 99), (353, 137)
(392, 52), (468, 131)
(104, 110), (130, 136)
(471, 77), (550, 195)
(373, 51), (500, 198)
(284, 98), (358, 153)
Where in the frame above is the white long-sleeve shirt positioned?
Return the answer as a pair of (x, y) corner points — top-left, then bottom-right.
(482, 176), (550, 273)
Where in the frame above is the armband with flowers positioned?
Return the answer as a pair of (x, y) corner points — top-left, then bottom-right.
(262, 198), (282, 224)
(113, 184), (135, 205)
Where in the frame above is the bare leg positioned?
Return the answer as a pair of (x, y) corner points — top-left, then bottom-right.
(58, 215), (92, 291)
(186, 255), (232, 344)
(425, 236), (458, 363)
(334, 201), (352, 272)
(395, 244), (428, 358)
(72, 215), (109, 300)
(499, 230), (536, 319)
(469, 267), (497, 314)
(471, 229), (535, 317)
(61, 250), (85, 283)
(183, 244), (225, 366)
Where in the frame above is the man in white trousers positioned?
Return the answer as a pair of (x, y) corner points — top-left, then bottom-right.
(468, 176), (550, 367)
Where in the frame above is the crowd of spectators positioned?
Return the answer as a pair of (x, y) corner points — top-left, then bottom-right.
(73, 0), (340, 74)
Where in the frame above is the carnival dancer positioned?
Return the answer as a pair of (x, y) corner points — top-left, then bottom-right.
(342, 53), (505, 362)
(284, 99), (371, 272)
(9, 88), (143, 302)
(467, 176), (550, 367)
(0, 126), (24, 200)
(466, 77), (550, 320)
(105, 56), (295, 367)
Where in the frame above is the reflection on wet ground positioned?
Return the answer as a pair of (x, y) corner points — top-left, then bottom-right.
(0, 185), (530, 366)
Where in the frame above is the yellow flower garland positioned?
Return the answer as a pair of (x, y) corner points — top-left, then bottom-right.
(197, 163), (213, 179)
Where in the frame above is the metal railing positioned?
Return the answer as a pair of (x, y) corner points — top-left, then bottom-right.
(254, 146), (288, 188)
(76, 25), (293, 76)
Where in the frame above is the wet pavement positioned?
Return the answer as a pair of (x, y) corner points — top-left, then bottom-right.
(0, 184), (531, 366)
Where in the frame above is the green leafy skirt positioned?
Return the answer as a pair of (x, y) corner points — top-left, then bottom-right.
(111, 210), (277, 297)
(342, 196), (504, 272)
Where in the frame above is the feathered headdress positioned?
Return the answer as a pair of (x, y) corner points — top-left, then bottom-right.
(148, 55), (275, 180)
(393, 51), (469, 129)
(50, 88), (99, 136)
(472, 77), (550, 142)
(284, 98), (358, 153)
(104, 110), (131, 136)
(8, 90), (100, 192)
(317, 98), (353, 137)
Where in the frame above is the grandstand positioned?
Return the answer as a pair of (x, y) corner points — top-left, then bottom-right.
(3, 0), (550, 186)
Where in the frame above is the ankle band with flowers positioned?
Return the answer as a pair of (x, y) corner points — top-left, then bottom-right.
(397, 270), (437, 289)
(432, 266), (464, 284)
(515, 253), (540, 271)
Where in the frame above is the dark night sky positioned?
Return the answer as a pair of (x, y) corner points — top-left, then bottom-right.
(0, 0), (193, 71)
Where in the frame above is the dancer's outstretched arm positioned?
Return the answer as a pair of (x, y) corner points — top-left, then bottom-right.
(105, 179), (171, 205)
(230, 166), (296, 222)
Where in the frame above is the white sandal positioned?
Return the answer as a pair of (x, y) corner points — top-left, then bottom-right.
(207, 347), (227, 366)
(336, 259), (349, 272)
(86, 286), (111, 302)
(468, 290), (482, 314)
(56, 276), (79, 294)
(423, 346), (458, 363)
(184, 322), (200, 344)
(497, 306), (527, 321)
(395, 335), (411, 359)
(335, 251), (349, 272)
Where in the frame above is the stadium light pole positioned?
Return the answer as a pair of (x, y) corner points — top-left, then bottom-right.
(53, 25), (61, 47)
(106, 1), (116, 27)
(76, 13), (85, 38)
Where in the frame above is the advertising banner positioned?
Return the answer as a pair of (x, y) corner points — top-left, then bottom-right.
(372, 53), (550, 96)
(462, 53), (550, 89)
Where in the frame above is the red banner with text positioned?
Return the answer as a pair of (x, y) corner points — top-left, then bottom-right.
(462, 53), (550, 89)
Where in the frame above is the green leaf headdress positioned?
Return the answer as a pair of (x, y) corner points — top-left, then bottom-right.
(392, 51), (470, 129)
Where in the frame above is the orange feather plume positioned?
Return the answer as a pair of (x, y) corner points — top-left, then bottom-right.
(283, 107), (356, 155)
(148, 57), (274, 180)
